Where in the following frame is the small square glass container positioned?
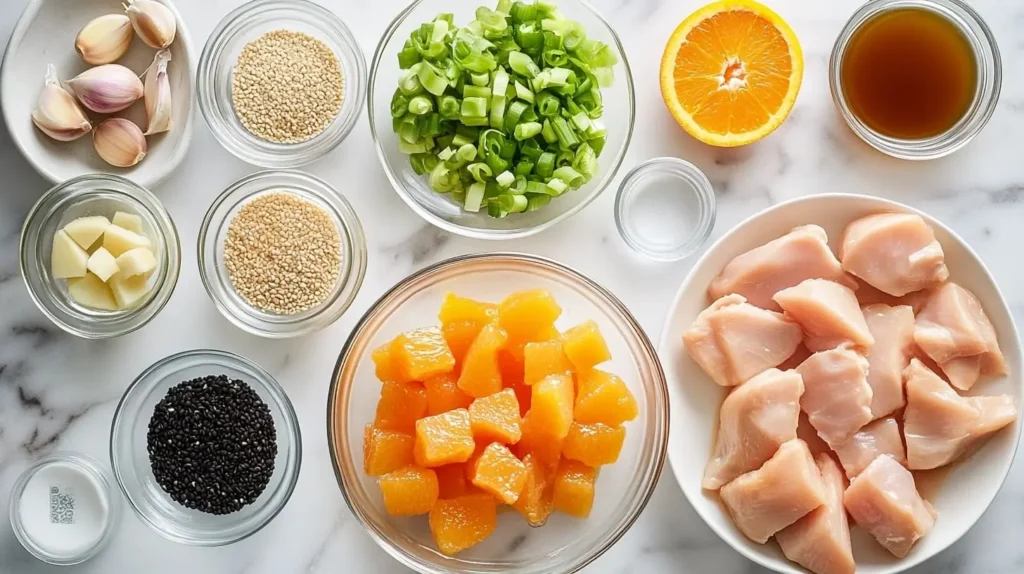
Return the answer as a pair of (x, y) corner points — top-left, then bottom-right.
(614, 158), (716, 262)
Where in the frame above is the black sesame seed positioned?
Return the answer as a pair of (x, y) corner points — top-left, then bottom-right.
(147, 374), (278, 515)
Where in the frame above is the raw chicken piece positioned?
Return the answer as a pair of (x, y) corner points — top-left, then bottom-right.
(703, 369), (804, 490)
(778, 344), (812, 371)
(831, 417), (906, 479)
(796, 346), (873, 445)
(776, 454), (855, 574)
(903, 359), (1017, 469)
(708, 225), (854, 312)
(843, 454), (936, 558)
(683, 295), (803, 387)
(774, 279), (874, 352)
(840, 212), (949, 297)
(863, 304), (915, 419)
(852, 277), (930, 313)
(720, 439), (827, 544)
(914, 282), (1006, 390)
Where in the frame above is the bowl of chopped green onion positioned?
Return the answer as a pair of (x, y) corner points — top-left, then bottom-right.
(369, 0), (634, 239)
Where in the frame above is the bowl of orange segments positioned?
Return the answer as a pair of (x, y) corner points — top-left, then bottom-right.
(327, 253), (668, 573)
(660, 0), (804, 147)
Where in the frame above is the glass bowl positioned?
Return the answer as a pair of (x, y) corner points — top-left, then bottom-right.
(197, 170), (367, 338)
(110, 349), (301, 546)
(615, 157), (717, 262)
(19, 174), (181, 339)
(327, 253), (668, 573)
(368, 0), (635, 239)
(197, 0), (368, 168)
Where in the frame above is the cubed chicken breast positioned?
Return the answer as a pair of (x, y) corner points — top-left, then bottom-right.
(774, 279), (874, 352)
(796, 346), (873, 445)
(843, 454), (936, 558)
(720, 439), (827, 544)
(776, 454), (856, 574)
(831, 417), (906, 479)
(914, 282), (1006, 390)
(852, 278), (931, 313)
(903, 359), (1017, 470)
(863, 304), (915, 419)
(684, 295), (803, 387)
(840, 212), (949, 297)
(703, 369), (804, 490)
(708, 225), (854, 312)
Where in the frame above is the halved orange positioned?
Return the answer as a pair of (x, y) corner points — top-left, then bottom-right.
(660, 0), (803, 147)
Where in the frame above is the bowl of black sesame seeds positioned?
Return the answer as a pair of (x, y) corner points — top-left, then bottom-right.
(197, 169), (367, 338)
(110, 349), (301, 545)
(196, 0), (367, 168)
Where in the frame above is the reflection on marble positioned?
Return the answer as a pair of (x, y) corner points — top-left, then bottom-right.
(1, 0), (1024, 572)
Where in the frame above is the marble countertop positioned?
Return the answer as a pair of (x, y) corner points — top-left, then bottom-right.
(2, 0), (1023, 572)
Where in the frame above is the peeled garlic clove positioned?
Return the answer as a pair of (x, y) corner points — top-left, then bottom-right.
(32, 64), (92, 141)
(143, 49), (172, 135)
(66, 64), (144, 113)
(124, 0), (176, 49)
(75, 14), (133, 65)
(93, 118), (147, 167)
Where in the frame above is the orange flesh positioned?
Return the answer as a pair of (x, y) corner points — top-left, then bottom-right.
(414, 409), (476, 467)
(374, 381), (428, 434)
(561, 321), (612, 372)
(512, 453), (555, 526)
(562, 422), (626, 467)
(457, 321), (509, 398)
(429, 494), (497, 555)
(363, 425), (415, 476)
(469, 388), (522, 444)
(552, 459), (596, 518)
(424, 373), (474, 416)
(390, 327), (456, 381)
(469, 443), (528, 504)
(379, 465), (439, 516)
(574, 369), (639, 427)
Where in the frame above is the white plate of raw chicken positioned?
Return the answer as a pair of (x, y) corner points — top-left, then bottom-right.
(660, 194), (1022, 574)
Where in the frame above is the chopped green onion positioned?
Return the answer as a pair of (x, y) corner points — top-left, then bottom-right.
(514, 81), (535, 103)
(552, 165), (584, 188)
(465, 182), (486, 211)
(416, 62), (450, 96)
(496, 170), (515, 187)
(536, 91), (560, 116)
(546, 178), (568, 195)
(399, 139), (429, 154)
(467, 162), (493, 182)
(457, 143), (478, 162)
(535, 152), (555, 177)
(492, 68), (510, 96)
(526, 193), (551, 211)
(508, 51), (540, 78)
(490, 95), (507, 129)
(513, 121), (542, 140)
(439, 95), (461, 119)
(464, 85), (491, 99)
(398, 46), (422, 69)
(462, 97), (488, 118)
(470, 72), (490, 86)
(408, 95), (433, 115)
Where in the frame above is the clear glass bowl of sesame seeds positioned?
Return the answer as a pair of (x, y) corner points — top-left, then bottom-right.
(110, 349), (301, 546)
(198, 169), (368, 338)
(197, 0), (368, 168)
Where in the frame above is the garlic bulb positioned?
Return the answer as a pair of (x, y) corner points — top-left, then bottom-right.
(93, 118), (147, 167)
(75, 14), (133, 65)
(143, 50), (172, 135)
(31, 64), (92, 141)
(66, 64), (144, 113)
(124, 0), (176, 49)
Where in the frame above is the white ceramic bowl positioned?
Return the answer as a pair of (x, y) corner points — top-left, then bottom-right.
(1, 0), (195, 186)
(659, 194), (1022, 574)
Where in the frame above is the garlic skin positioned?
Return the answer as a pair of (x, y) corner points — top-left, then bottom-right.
(66, 64), (144, 114)
(93, 118), (148, 167)
(143, 50), (172, 135)
(124, 0), (176, 49)
(75, 14), (134, 65)
(32, 64), (92, 141)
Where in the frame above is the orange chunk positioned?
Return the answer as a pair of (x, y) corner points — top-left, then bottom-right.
(391, 326), (456, 381)
(513, 409), (563, 470)
(562, 320), (611, 371)
(378, 466), (438, 516)
(498, 289), (562, 341)
(424, 373), (473, 415)
(374, 380), (427, 434)
(363, 425), (415, 476)
(524, 339), (573, 386)
(469, 443), (528, 504)
(371, 343), (410, 383)
(443, 320), (487, 372)
(469, 388), (522, 444)
(512, 453), (554, 526)
(553, 459), (596, 518)
(575, 369), (639, 426)
(435, 464), (473, 499)
(562, 422), (626, 467)
(414, 409), (476, 467)
(530, 373), (575, 439)
(510, 380), (532, 416)
(429, 493), (497, 555)
(439, 293), (497, 326)
(457, 322), (508, 398)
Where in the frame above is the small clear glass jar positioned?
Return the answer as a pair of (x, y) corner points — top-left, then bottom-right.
(197, 170), (367, 338)
(19, 174), (181, 339)
(197, 0), (367, 168)
(615, 158), (716, 262)
(829, 0), (1001, 160)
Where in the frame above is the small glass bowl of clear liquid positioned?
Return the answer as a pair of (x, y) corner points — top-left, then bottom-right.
(614, 158), (716, 261)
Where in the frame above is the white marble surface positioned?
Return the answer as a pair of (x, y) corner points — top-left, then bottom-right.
(1, 0), (1023, 572)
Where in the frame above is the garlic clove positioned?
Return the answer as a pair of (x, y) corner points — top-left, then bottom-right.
(93, 118), (147, 167)
(75, 14), (134, 65)
(143, 49), (172, 135)
(66, 64), (144, 114)
(124, 0), (176, 49)
(31, 64), (92, 141)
